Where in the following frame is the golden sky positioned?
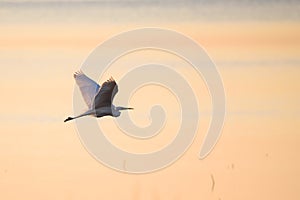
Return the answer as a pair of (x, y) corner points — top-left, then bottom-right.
(0, 1), (300, 199)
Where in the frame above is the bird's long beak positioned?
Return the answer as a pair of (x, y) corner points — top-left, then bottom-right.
(119, 107), (134, 110)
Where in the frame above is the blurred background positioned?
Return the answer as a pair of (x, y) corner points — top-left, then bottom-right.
(0, 0), (299, 199)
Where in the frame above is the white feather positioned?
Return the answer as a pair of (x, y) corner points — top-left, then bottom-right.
(74, 71), (100, 109)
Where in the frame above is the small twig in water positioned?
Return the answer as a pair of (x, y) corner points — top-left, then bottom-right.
(211, 174), (215, 192)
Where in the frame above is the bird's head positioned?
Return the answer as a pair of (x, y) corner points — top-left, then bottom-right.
(112, 106), (134, 117)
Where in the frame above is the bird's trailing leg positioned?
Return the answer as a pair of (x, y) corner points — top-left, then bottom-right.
(64, 117), (74, 122)
(64, 109), (95, 122)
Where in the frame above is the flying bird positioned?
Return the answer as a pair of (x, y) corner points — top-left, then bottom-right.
(64, 71), (133, 122)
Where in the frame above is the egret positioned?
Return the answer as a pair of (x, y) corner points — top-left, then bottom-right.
(64, 71), (133, 122)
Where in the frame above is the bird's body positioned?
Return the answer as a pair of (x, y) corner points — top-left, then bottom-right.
(64, 71), (133, 122)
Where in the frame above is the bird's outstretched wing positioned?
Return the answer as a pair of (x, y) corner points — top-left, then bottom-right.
(74, 71), (100, 109)
(94, 77), (118, 109)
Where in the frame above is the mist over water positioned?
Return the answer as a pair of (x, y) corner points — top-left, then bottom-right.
(0, 0), (300, 199)
(1, 0), (300, 24)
